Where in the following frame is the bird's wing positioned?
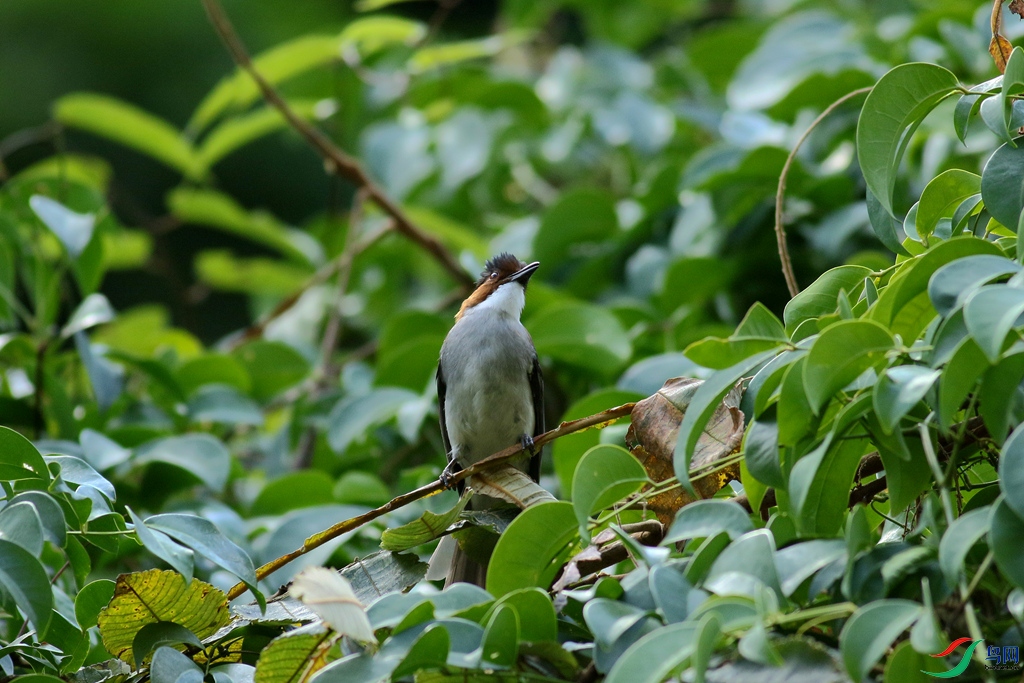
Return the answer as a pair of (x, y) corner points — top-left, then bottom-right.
(437, 363), (463, 494)
(528, 355), (544, 482)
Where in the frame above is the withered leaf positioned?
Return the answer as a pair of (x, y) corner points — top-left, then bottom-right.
(991, 34), (1013, 73)
(1013, 0), (1024, 18)
(469, 465), (557, 508)
(626, 377), (745, 526)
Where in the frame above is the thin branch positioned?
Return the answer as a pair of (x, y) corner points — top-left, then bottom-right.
(774, 86), (873, 298)
(226, 401), (636, 600)
(199, 0), (475, 291)
(227, 222), (390, 350)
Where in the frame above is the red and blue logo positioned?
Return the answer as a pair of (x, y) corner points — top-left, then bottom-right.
(923, 639), (1021, 677)
(922, 638), (982, 678)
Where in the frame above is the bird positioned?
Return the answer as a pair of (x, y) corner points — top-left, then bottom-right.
(425, 253), (544, 587)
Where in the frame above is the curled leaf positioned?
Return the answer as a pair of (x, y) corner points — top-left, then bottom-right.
(290, 567), (375, 643)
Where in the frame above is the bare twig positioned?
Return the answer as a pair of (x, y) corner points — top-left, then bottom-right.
(774, 86), (873, 298)
(199, 0), (475, 291)
(225, 401), (636, 600)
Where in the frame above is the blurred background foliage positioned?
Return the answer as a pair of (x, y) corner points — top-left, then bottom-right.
(0, 0), (1020, 674)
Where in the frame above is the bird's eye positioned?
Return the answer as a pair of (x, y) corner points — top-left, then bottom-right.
(490, 272), (498, 280)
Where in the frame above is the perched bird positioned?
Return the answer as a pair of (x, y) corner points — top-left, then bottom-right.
(425, 253), (544, 587)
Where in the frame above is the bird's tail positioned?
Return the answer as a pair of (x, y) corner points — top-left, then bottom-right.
(425, 534), (488, 587)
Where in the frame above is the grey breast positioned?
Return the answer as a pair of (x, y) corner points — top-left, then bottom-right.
(440, 314), (535, 465)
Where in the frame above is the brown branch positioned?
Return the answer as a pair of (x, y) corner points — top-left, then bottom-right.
(774, 86), (873, 298)
(199, 0), (475, 292)
(225, 401), (637, 600)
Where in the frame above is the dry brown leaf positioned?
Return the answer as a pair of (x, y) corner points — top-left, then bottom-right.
(1012, 0), (1024, 18)
(991, 34), (1013, 73)
(626, 377), (745, 526)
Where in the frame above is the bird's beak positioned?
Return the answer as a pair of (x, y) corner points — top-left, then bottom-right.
(503, 261), (540, 286)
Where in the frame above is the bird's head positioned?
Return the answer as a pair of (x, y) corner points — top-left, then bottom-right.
(455, 253), (539, 320)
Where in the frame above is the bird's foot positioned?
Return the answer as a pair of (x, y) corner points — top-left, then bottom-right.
(440, 460), (461, 490)
(520, 434), (535, 453)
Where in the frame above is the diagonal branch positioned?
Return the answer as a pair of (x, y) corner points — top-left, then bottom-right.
(199, 0), (475, 291)
(225, 401), (637, 600)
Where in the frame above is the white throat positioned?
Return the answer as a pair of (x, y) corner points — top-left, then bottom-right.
(466, 282), (526, 320)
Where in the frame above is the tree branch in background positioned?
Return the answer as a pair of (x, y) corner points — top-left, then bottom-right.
(774, 87), (872, 298)
(200, 0), (476, 292)
(225, 401), (637, 600)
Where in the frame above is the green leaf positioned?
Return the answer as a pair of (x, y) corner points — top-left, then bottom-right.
(145, 514), (262, 607)
(583, 599), (651, 650)
(685, 304), (788, 369)
(1003, 48), (1024, 136)
(938, 508), (990, 587)
(196, 101), (317, 169)
(964, 285), (1024, 362)
(381, 490), (471, 552)
(981, 140), (1024, 233)
(774, 539), (847, 596)
(790, 434), (868, 536)
(486, 501), (577, 597)
(327, 387), (419, 454)
(187, 385), (264, 426)
(980, 352), (1024, 444)
(532, 188), (617, 266)
(553, 389), (642, 496)
(135, 434), (231, 493)
(839, 599), (922, 683)
(743, 411), (785, 488)
(150, 646), (202, 683)
(663, 500), (753, 544)
(233, 341), (311, 401)
(0, 539), (53, 638)
(391, 625), (450, 679)
(167, 188), (321, 265)
(928, 254), (1020, 317)
(1000, 424), (1024, 521)
(0, 502), (44, 555)
(872, 366), (939, 434)
(915, 170), (981, 240)
(55, 93), (203, 180)
(572, 445), (648, 540)
(131, 622), (203, 668)
(938, 337), (988, 429)
(489, 588), (557, 643)
(704, 528), (781, 598)
(784, 265), (872, 333)
(674, 351), (777, 494)
(252, 470), (336, 515)
(604, 621), (699, 683)
(803, 319), (894, 412)
(529, 302), (632, 374)
(74, 579), (116, 630)
(856, 63), (959, 218)
(176, 353), (251, 397)
(195, 251), (311, 297)
(409, 33), (528, 72)
(190, 34), (341, 131)
(127, 506), (194, 583)
(6, 492), (66, 547)
(29, 195), (96, 258)
(480, 604), (519, 667)
(253, 629), (333, 683)
(61, 293), (115, 339)
(661, 257), (736, 313)
(990, 497), (1024, 589)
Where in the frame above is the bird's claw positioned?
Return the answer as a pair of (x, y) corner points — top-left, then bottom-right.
(521, 434), (535, 453)
(439, 460), (461, 490)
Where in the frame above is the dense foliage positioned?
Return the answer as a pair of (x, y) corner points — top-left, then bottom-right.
(3, 0), (1024, 681)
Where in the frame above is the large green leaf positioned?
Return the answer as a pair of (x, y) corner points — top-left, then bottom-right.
(789, 434), (868, 536)
(856, 63), (959, 218)
(553, 389), (642, 497)
(604, 621), (699, 683)
(938, 508), (991, 587)
(839, 599), (921, 683)
(783, 265), (871, 333)
(1000, 424), (1024, 521)
(928, 254), (1019, 317)
(486, 502), (577, 597)
(0, 539), (53, 638)
(145, 513), (261, 606)
(0, 426), (50, 481)
(327, 387), (419, 454)
(134, 434), (231, 493)
(529, 302), (632, 374)
(55, 93), (203, 180)
(981, 140), (1024, 233)
(963, 284), (1024, 362)
(803, 319), (894, 412)
(990, 497), (1024, 589)
(914, 170), (981, 240)
(572, 445), (648, 540)
(663, 499), (753, 544)
(872, 365), (939, 434)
